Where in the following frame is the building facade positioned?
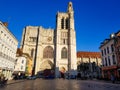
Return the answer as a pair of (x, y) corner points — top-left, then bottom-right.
(14, 48), (33, 78)
(14, 56), (26, 74)
(20, 2), (77, 77)
(0, 21), (18, 80)
(24, 54), (33, 76)
(77, 51), (102, 78)
(114, 31), (120, 79)
(100, 33), (119, 80)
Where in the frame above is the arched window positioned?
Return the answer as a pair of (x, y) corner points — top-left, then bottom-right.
(66, 18), (69, 29)
(61, 47), (67, 59)
(43, 46), (54, 58)
(61, 18), (64, 29)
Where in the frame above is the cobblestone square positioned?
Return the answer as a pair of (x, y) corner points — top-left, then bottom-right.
(0, 79), (120, 90)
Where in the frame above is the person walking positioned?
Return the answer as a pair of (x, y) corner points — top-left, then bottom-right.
(111, 74), (115, 83)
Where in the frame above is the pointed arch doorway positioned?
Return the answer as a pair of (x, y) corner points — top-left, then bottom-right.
(39, 60), (54, 77)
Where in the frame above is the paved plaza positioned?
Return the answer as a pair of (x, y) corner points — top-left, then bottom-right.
(0, 79), (120, 90)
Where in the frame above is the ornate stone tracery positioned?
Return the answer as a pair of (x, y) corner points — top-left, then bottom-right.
(61, 47), (67, 59)
(43, 46), (54, 58)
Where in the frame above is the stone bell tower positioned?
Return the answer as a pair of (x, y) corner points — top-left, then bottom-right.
(55, 2), (77, 77)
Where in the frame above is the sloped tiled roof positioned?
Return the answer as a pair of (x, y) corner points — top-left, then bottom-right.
(77, 51), (101, 58)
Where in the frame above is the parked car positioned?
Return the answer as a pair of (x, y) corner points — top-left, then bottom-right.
(44, 75), (55, 79)
(70, 75), (76, 79)
(37, 75), (44, 78)
(27, 76), (37, 80)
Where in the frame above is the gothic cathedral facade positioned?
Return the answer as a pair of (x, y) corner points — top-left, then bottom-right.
(20, 2), (77, 77)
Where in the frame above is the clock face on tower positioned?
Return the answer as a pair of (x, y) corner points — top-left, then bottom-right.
(47, 37), (52, 42)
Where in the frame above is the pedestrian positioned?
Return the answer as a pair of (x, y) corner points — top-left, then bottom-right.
(68, 73), (70, 79)
(111, 75), (115, 83)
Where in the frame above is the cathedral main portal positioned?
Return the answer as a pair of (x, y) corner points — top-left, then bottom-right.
(39, 60), (54, 77)
(40, 60), (54, 70)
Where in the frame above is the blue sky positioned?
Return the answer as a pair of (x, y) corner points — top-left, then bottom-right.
(0, 0), (120, 52)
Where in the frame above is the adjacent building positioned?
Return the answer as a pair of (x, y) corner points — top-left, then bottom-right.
(114, 31), (120, 79)
(24, 54), (33, 76)
(77, 51), (102, 78)
(100, 31), (120, 80)
(14, 48), (33, 77)
(0, 21), (18, 80)
(14, 49), (27, 76)
(20, 2), (77, 77)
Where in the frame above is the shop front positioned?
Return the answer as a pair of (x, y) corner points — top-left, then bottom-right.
(102, 66), (117, 80)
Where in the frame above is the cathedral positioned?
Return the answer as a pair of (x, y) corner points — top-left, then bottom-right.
(20, 2), (77, 77)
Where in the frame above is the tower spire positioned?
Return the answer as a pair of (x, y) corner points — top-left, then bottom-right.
(67, 1), (73, 13)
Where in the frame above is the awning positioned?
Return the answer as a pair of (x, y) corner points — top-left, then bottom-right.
(102, 66), (117, 70)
